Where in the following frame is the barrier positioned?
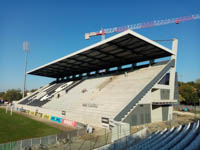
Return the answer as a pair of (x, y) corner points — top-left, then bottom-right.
(35, 112), (43, 118)
(62, 119), (77, 127)
(50, 116), (62, 123)
(25, 110), (30, 114)
(42, 114), (51, 120)
(29, 111), (35, 116)
(0, 141), (17, 150)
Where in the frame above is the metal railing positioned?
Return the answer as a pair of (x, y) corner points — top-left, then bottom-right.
(0, 128), (86, 150)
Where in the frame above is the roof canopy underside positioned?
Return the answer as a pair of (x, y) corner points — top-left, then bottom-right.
(27, 30), (174, 78)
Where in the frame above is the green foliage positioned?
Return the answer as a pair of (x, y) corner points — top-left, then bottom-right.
(30, 89), (37, 93)
(195, 78), (200, 84)
(0, 92), (5, 99)
(0, 108), (61, 143)
(179, 79), (200, 105)
(3, 89), (22, 102)
(1, 89), (38, 102)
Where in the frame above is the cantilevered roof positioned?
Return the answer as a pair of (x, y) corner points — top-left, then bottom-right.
(27, 30), (175, 78)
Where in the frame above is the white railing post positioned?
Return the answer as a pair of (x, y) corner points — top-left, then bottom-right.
(31, 138), (32, 147)
(20, 140), (22, 150)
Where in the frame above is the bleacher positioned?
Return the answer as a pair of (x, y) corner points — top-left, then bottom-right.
(41, 60), (172, 126)
(126, 121), (199, 150)
(17, 30), (178, 128)
(18, 79), (84, 107)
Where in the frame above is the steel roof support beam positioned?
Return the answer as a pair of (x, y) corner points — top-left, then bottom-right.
(92, 48), (125, 62)
(77, 53), (110, 64)
(68, 57), (103, 69)
(109, 41), (148, 58)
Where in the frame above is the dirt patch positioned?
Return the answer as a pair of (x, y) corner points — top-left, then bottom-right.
(130, 111), (199, 135)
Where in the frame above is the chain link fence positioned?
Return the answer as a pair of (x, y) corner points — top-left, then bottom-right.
(0, 128), (86, 150)
(0, 127), (148, 150)
(50, 128), (147, 150)
(0, 135), (57, 150)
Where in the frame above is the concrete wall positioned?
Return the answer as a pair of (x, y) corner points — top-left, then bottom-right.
(139, 90), (152, 104)
(123, 104), (151, 126)
(151, 105), (173, 122)
(151, 89), (170, 101)
(160, 89), (170, 100)
(151, 105), (163, 122)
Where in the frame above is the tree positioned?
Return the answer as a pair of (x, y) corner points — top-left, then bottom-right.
(195, 78), (200, 84)
(3, 89), (22, 102)
(30, 89), (37, 93)
(0, 92), (5, 99)
(179, 80), (200, 105)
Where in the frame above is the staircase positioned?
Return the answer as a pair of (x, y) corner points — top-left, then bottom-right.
(114, 59), (175, 122)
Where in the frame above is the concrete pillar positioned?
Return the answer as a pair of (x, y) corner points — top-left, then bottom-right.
(118, 66), (122, 72)
(105, 68), (109, 74)
(132, 63), (136, 69)
(149, 59), (155, 66)
(169, 38), (178, 100)
(95, 70), (99, 76)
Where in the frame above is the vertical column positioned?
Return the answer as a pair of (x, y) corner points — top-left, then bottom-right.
(132, 63), (136, 69)
(169, 38), (178, 100)
(118, 66), (122, 72)
(149, 59), (155, 66)
(105, 68), (109, 74)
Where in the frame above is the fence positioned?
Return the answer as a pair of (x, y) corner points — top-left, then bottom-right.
(0, 128), (86, 150)
(174, 104), (200, 112)
(0, 128), (148, 150)
(50, 128), (148, 150)
(95, 128), (147, 150)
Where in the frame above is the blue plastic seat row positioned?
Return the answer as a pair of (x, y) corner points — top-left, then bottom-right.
(133, 129), (168, 150)
(142, 127), (175, 150)
(151, 125), (183, 150)
(128, 130), (160, 150)
(171, 121), (199, 150)
(159, 122), (191, 150)
(185, 124), (200, 150)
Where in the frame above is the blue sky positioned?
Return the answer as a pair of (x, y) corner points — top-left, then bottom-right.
(0, 0), (200, 92)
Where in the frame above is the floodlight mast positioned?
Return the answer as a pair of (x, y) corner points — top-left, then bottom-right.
(23, 41), (29, 98)
(85, 14), (200, 40)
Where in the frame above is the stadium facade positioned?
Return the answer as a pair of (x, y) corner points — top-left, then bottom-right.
(16, 30), (178, 128)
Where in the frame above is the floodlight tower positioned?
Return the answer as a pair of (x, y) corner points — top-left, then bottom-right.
(23, 41), (29, 98)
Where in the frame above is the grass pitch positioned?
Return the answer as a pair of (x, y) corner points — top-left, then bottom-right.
(0, 108), (61, 143)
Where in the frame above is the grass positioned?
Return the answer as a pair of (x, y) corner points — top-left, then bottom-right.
(0, 108), (61, 143)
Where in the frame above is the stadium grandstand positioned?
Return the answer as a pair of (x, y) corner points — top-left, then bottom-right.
(99, 121), (200, 150)
(16, 30), (178, 128)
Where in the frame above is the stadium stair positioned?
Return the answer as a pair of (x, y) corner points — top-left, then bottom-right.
(41, 60), (175, 126)
(114, 59), (175, 122)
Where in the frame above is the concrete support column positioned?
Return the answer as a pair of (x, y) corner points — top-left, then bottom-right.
(132, 63), (136, 69)
(95, 70), (100, 75)
(149, 59), (155, 66)
(118, 66), (122, 72)
(169, 38), (178, 100)
(105, 68), (109, 74)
